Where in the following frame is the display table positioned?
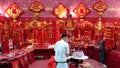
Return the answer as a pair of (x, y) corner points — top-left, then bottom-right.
(66, 50), (88, 68)
(71, 46), (120, 68)
(71, 56), (88, 60)
(0, 47), (35, 68)
(34, 48), (55, 59)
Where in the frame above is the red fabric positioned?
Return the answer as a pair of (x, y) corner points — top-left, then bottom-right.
(28, 51), (35, 64)
(19, 55), (29, 68)
(2, 38), (9, 53)
(0, 16), (5, 23)
(105, 39), (115, 49)
(54, 24), (60, 42)
(19, 56), (26, 68)
(23, 54), (29, 68)
(11, 60), (20, 68)
(47, 56), (56, 68)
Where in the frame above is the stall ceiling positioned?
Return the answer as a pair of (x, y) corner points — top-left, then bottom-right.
(0, 0), (120, 18)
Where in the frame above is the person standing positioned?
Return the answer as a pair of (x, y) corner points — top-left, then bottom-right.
(54, 33), (70, 68)
(98, 37), (107, 67)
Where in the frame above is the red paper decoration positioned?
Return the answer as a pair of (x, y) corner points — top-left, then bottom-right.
(104, 23), (115, 40)
(5, 3), (23, 19)
(93, 1), (108, 17)
(53, 3), (69, 18)
(28, 1), (44, 13)
(80, 21), (93, 40)
(73, 3), (90, 18)
(80, 21), (93, 31)
(104, 22), (115, 48)
(93, 1), (108, 12)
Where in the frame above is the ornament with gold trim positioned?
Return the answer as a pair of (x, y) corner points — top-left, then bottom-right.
(93, 1), (108, 12)
(29, 19), (41, 29)
(29, 1), (44, 19)
(104, 22), (115, 39)
(93, 1), (108, 17)
(5, 2), (23, 20)
(80, 21), (93, 31)
(73, 3), (90, 19)
(29, 1), (44, 13)
(53, 3), (69, 19)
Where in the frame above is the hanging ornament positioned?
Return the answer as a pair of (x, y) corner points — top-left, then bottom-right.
(93, 1), (108, 12)
(28, 19), (41, 29)
(28, 1), (44, 30)
(104, 22), (115, 49)
(93, 1), (108, 42)
(53, 3), (69, 19)
(5, 2), (23, 20)
(93, 1), (108, 20)
(28, 1), (44, 18)
(73, 3), (90, 19)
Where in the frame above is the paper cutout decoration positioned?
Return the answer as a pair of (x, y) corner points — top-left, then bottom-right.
(53, 3), (69, 18)
(73, 3), (90, 18)
(5, 3), (23, 19)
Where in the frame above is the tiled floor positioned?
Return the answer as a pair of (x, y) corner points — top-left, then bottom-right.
(29, 60), (48, 68)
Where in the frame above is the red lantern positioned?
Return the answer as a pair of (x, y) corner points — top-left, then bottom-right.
(104, 22), (115, 48)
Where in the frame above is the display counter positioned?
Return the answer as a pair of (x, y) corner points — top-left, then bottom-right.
(0, 46), (35, 68)
(34, 48), (55, 59)
(71, 46), (120, 68)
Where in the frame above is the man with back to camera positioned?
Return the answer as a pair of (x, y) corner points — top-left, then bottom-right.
(54, 33), (70, 68)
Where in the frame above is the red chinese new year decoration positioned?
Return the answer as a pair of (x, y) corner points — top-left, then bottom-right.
(53, 3), (69, 18)
(48, 56), (56, 68)
(28, 1), (44, 47)
(104, 22), (115, 49)
(80, 21), (93, 41)
(114, 21), (120, 50)
(5, 2), (23, 19)
(93, 1), (108, 43)
(66, 14), (75, 30)
(93, 1), (108, 12)
(29, 1), (44, 13)
(80, 21), (93, 31)
(73, 3), (90, 19)
(93, 1), (108, 17)
(0, 22), (3, 29)
(94, 21), (104, 42)
(29, 1), (44, 18)
(0, 16), (5, 23)
(115, 21), (120, 40)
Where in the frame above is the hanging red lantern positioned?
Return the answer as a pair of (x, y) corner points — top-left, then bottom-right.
(80, 21), (93, 31)
(104, 22), (115, 49)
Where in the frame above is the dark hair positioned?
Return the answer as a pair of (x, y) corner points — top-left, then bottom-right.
(61, 33), (67, 38)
